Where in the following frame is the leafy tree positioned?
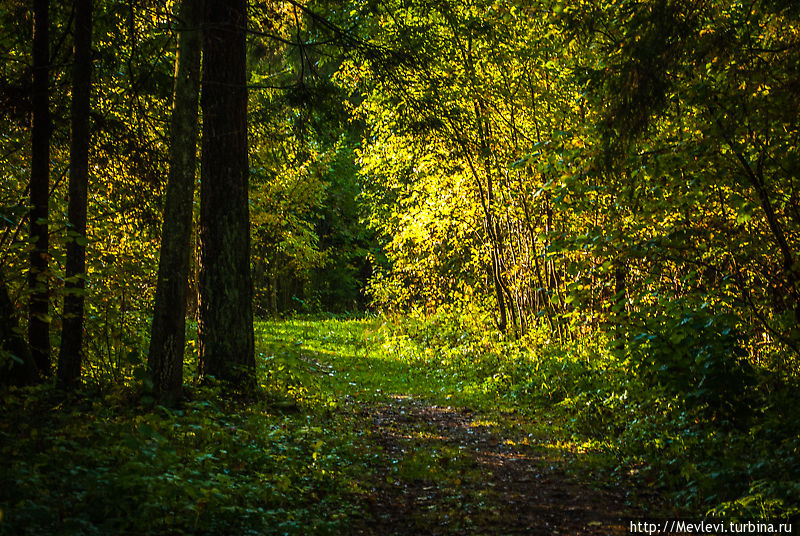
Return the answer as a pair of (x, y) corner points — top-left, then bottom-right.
(347, 0), (582, 336)
(564, 0), (800, 362)
(246, 0), (375, 316)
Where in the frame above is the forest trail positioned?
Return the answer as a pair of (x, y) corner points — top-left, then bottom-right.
(344, 395), (634, 535)
(270, 319), (647, 535)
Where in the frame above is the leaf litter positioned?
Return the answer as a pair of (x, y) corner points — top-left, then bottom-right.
(344, 395), (636, 535)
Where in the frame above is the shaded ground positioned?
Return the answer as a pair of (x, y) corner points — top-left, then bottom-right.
(345, 395), (636, 535)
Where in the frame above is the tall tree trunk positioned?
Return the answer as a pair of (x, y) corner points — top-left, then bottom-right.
(147, 0), (204, 405)
(57, 0), (93, 388)
(29, 0), (51, 376)
(198, 0), (255, 385)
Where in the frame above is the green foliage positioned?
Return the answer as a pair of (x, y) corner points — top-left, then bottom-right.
(0, 332), (373, 535)
(4, 314), (800, 532)
(378, 310), (800, 519)
(2, 0), (799, 528)
(247, 3), (375, 317)
(249, 93), (373, 317)
(626, 304), (756, 418)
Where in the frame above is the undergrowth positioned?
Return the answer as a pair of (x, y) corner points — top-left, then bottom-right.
(383, 307), (800, 521)
(0, 322), (376, 536)
(3, 313), (798, 534)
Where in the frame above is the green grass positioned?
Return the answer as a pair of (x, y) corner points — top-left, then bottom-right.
(256, 316), (632, 492)
(2, 315), (798, 535)
(0, 315), (599, 535)
(257, 316), (463, 402)
(259, 314), (800, 520)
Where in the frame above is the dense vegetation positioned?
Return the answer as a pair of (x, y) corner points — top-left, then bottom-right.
(1, 0), (798, 532)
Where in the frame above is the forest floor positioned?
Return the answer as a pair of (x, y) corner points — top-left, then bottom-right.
(264, 317), (666, 535)
(1, 317), (673, 535)
(344, 395), (633, 535)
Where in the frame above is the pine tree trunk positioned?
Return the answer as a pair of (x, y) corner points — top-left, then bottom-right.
(147, 0), (204, 405)
(57, 0), (93, 388)
(29, 0), (51, 376)
(197, 0), (255, 385)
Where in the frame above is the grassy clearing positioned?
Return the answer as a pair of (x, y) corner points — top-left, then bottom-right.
(261, 314), (800, 519)
(258, 317), (640, 493)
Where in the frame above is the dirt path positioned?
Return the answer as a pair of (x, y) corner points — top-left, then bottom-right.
(348, 395), (635, 536)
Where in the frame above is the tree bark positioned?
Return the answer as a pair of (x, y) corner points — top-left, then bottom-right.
(57, 0), (93, 388)
(198, 0), (255, 385)
(147, 0), (204, 405)
(29, 0), (51, 376)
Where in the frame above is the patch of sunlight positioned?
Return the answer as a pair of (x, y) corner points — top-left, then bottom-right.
(409, 430), (448, 441)
(539, 437), (613, 455)
(470, 419), (498, 427)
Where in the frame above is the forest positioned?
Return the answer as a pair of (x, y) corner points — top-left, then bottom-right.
(1, 0), (799, 534)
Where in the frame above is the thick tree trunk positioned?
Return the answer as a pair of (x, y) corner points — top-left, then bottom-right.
(57, 0), (93, 388)
(29, 0), (51, 376)
(198, 0), (255, 385)
(147, 0), (204, 405)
